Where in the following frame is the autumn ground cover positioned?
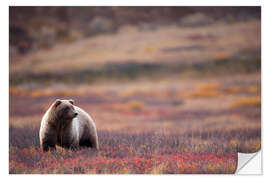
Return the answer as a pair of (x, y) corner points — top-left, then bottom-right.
(9, 16), (261, 174)
(9, 73), (261, 174)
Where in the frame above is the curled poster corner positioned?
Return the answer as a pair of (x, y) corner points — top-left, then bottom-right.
(235, 150), (262, 175)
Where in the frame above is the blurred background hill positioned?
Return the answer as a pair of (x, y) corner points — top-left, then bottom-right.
(9, 7), (261, 85)
(10, 7), (260, 55)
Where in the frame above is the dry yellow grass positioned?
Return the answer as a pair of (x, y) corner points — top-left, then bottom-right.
(10, 116), (41, 128)
(230, 97), (261, 108)
(126, 101), (145, 111)
(119, 89), (162, 98)
(215, 52), (229, 60)
(227, 85), (260, 94)
(180, 83), (260, 99)
(119, 89), (137, 98)
(143, 46), (157, 53)
(9, 87), (25, 96)
(111, 101), (145, 111)
(181, 83), (224, 98)
(150, 162), (168, 174)
(197, 83), (222, 91)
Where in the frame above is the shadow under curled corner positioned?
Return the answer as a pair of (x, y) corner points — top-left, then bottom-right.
(235, 150), (262, 174)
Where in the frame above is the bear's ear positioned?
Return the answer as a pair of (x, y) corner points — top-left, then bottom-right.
(69, 99), (74, 105)
(54, 99), (62, 107)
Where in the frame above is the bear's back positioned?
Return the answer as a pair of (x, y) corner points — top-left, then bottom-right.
(73, 106), (97, 140)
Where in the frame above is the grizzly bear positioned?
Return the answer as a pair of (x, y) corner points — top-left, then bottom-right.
(39, 99), (99, 151)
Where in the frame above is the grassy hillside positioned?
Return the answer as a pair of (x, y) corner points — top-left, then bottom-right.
(10, 20), (260, 85)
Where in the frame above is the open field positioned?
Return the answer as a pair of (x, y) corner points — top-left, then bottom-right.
(9, 15), (261, 174)
(9, 73), (261, 174)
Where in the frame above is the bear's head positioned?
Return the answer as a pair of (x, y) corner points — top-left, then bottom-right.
(51, 99), (78, 125)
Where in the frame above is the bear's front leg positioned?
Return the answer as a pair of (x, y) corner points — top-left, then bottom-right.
(70, 144), (80, 151)
(41, 136), (57, 152)
(66, 139), (80, 151)
(41, 143), (56, 152)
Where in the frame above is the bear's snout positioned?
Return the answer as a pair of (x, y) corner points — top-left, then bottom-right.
(74, 112), (78, 117)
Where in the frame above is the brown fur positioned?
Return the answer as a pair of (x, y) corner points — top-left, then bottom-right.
(39, 99), (99, 151)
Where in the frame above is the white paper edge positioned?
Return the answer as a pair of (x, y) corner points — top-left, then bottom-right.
(235, 150), (262, 175)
